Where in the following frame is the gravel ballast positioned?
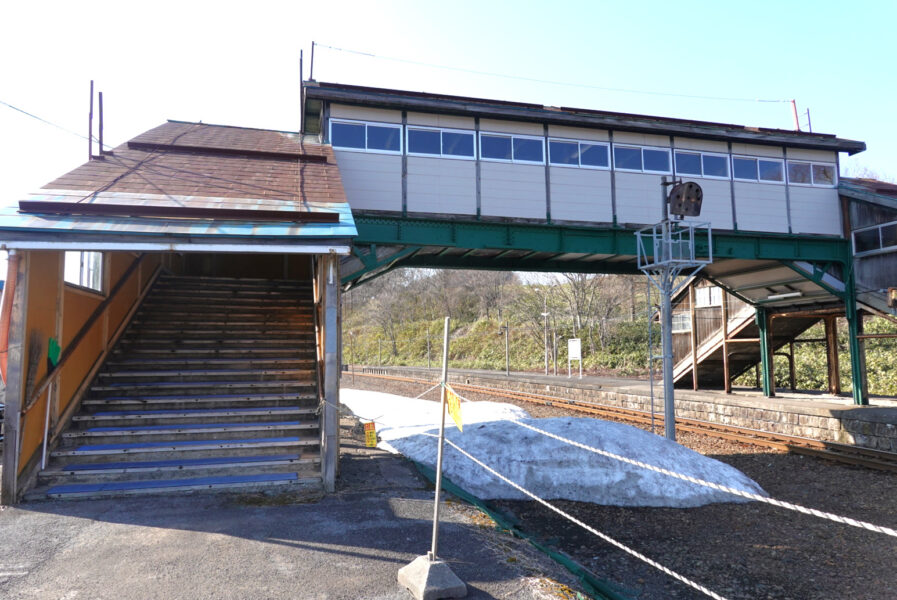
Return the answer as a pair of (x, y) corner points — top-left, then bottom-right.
(343, 375), (897, 600)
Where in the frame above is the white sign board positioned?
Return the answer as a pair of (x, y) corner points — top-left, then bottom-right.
(568, 338), (581, 360)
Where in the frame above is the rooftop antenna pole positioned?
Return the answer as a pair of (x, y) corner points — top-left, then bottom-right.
(309, 41), (316, 81)
(88, 80), (94, 160)
(790, 99), (800, 131)
(805, 108), (813, 133)
(299, 49), (304, 134)
(98, 91), (104, 155)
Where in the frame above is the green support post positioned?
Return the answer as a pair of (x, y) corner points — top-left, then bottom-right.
(756, 307), (775, 397)
(844, 269), (869, 405)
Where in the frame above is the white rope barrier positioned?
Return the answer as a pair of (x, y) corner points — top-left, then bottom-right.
(424, 432), (730, 600)
(508, 419), (897, 539)
(414, 382), (442, 399)
(447, 388), (897, 539)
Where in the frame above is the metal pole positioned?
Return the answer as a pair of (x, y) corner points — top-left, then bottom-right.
(88, 80), (94, 160)
(429, 317), (451, 561)
(504, 323), (510, 376)
(310, 41), (316, 80)
(542, 293), (549, 376)
(661, 272), (676, 441)
(98, 91), (104, 154)
(552, 329), (558, 376)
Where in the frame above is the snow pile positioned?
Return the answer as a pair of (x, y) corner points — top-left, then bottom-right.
(341, 388), (767, 508)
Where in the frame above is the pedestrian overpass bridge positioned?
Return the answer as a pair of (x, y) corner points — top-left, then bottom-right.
(302, 82), (893, 406)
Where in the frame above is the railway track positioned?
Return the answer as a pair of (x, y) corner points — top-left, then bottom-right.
(348, 370), (897, 473)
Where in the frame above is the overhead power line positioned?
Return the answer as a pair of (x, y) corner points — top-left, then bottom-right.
(0, 99), (96, 143)
(315, 43), (792, 104)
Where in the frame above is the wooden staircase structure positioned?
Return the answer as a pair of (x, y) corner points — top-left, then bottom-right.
(27, 275), (323, 500)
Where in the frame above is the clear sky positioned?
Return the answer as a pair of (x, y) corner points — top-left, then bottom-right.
(2, 0), (895, 208)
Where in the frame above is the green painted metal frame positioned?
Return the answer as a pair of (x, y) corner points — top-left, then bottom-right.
(756, 307), (775, 397)
(349, 213), (869, 405)
(352, 215), (850, 267)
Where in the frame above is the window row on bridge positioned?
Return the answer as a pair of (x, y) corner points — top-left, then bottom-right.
(329, 119), (837, 187)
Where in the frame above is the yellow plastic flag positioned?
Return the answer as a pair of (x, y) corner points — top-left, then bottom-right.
(445, 384), (463, 432)
(364, 422), (378, 447)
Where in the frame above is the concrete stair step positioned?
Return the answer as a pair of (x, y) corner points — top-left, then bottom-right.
(97, 368), (316, 384)
(126, 324), (311, 336)
(157, 274), (311, 286)
(117, 337), (314, 347)
(82, 392), (317, 411)
(72, 406), (316, 427)
(60, 421), (318, 446)
(112, 347), (314, 358)
(89, 380), (316, 399)
(33, 472), (322, 500)
(50, 436), (318, 463)
(129, 318), (310, 328)
(103, 357), (314, 371)
(38, 453), (320, 486)
(142, 297), (309, 307)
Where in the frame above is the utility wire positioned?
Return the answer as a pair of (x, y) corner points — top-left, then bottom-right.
(316, 43), (792, 104)
(1, 98), (109, 148)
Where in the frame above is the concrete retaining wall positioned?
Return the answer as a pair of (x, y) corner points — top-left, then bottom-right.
(354, 367), (897, 452)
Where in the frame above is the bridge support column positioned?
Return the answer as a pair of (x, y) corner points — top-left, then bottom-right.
(823, 316), (841, 396)
(757, 307), (775, 397)
(1, 250), (29, 505)
(844, 285), (868, 405)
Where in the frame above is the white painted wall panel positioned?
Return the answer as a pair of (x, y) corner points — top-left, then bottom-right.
(730, 143), (782, 158)
(548, 125), (609, 141)
(479, 119), (543, 136)
(785, 148), (837, 162)
(330, 104), (402, 124)
(692, 179), (733, 230)
(733, 182), (788, 233)
(407, 112), (475, 129)
(789, 187), (842, 235)
(673, 137), (728, 153)
(481, 163), (546, 219)
(407, 157), (476, 215)
(549, 168), (613, 223)
(614, 172), (665, 225)
(613, 132), (669, 148)
(334, 151), (402, 211)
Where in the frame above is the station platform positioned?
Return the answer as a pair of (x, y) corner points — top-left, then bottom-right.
(348, 366), (897, 453)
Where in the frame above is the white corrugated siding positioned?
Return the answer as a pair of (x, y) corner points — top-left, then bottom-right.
(733, 182), (789, 233)
(407, 157), (476, 215)
(789, 187), (842, 235)
(334, 151), (402, 211)
(549, 168), (613, 223)
(480, 162), (546, 219)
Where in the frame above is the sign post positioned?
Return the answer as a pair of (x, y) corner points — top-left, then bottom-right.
(398, 317), (467, 599)
(567, 338), (582, 379)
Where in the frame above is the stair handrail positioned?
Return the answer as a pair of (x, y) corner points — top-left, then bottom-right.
(22, 253), (145, 414)
(311, 259), (325, 407)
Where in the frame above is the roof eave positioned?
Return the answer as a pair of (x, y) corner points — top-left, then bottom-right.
(305, 82), (866, 155)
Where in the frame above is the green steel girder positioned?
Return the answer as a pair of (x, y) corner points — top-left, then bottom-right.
(341, 244), (421, 286)
(782, 261), (846, 299)
(352, 215), (850, 266)
(396, 254), (645, 275)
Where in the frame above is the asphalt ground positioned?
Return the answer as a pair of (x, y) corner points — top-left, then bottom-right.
(0, 421), (588, 600)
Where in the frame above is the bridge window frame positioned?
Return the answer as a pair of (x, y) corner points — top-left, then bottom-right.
(732, 155), (786, 184)
(612, 144), (672, 175)
(406, 125), (476, 160)
(671, 312), (691, 333)
(673, 150), (730, 180)
(547, 138), (610, 170)
(329, 118), (403, 155)
(478, 131), (545, 164)
(786, 160), (837, 188)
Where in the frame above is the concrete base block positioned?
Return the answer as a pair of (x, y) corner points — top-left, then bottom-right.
(398, 555), (467, 600)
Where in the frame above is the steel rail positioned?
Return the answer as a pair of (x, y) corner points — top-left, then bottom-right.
(349, 370), (897, 473)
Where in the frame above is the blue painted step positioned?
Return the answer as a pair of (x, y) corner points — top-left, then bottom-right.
(69, 436), (302, 453)
(47, 472), (300, 495)
(84, 421), (302, 433)
(61, 454), (303, 472)
(90, 407), (299, 417)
